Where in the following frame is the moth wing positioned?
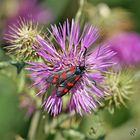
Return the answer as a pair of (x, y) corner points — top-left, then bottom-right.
(47, 72), (60, 84)
(56, 74), (81, 97)
(47, 67), (76, 84)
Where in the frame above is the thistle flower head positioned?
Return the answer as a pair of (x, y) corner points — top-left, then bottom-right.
(107, 32), (140, 65)
(5, 0), (52, 26)
(103, 70), (134, 114)
(27, 20), (116, 116)
(5, 19), (41, 60)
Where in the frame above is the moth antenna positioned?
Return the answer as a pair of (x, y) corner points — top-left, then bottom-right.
(93, 79), (96, 86)
(83, 47), (87, 58)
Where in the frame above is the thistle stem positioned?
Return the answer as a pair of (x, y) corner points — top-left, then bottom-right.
(75, 0), (86, 22)
(0, 60), (25, 73)
(28, 111), (46, 140)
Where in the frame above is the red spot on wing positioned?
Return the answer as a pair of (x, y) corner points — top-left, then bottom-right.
(74, 75), (81, 81)
(63, 88), (69, 93)
(52, 74), (59, 83)
(62, 72), (66, 79)
(70, 66), (75, 72)
(54, 74), (59, 78)
(52, 78), (57, 83)
(67, 82), (74, 87)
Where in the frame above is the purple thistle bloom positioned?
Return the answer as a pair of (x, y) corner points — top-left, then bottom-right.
(106, 32), (140, 65)
(27, 20), (116, 116)
(4, 0), (52, 34)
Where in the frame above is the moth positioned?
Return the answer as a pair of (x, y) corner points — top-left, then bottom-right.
(47, 47), (96, 97)
(47, 65), (85, 97)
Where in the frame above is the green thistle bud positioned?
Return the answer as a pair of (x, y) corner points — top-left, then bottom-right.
(4, 18), (41, 61)
(102, 70), (134, 114)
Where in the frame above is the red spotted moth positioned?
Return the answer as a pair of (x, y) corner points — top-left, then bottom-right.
(47, 47), (96, 97)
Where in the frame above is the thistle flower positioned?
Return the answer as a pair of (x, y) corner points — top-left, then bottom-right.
(103, 70), (134, 114)
(107, 32), (140, 65)
(5, 19), (40, 60)
(5, 0), (52, 26)
(27, 20), (116, 116)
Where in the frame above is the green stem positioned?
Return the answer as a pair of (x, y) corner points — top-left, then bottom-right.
(75, 0), (87, 26)
(28, 111), (40, 140)
(28, 111), (46, 140)
(0, 60), (25, 73)
(75, 0), (85, 21)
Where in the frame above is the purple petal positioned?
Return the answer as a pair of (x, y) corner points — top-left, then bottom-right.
(43, 92), (62, 116)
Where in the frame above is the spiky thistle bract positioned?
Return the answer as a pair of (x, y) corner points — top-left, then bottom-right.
(5, 18), (41, 60)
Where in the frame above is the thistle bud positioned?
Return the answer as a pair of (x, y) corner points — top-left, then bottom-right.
(4, 18), (41, 61)
(102, 70), (134, 114)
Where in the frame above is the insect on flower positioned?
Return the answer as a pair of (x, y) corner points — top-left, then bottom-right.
(47, 47), (96, 97)
(27, 19), (116, 116)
